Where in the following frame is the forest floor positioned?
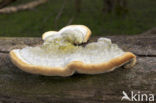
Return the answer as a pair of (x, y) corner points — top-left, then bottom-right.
(0, 0), (156, 37)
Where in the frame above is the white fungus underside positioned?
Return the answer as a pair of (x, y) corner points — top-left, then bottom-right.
(14, 37), (125, 68)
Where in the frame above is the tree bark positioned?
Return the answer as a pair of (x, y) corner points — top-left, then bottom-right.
(103, 0), (113, 13)
(103, 0), (128, 15)
(75, 0), (82, 13)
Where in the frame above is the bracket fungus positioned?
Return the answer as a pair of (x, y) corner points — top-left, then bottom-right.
(10, 25), (136, 76)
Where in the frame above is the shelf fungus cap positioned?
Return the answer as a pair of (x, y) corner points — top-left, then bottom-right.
(10, 25), (136, 76)
(42, 25), (91, 44)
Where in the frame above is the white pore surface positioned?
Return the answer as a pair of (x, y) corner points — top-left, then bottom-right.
(14, 37), (125, 68)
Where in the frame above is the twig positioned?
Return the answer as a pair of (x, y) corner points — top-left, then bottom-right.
(66, 16), (74, 25)
(54, 1), (65, 28)
(0, 0), (48, 14)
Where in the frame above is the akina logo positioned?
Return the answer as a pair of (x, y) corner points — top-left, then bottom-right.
(121, 91), (154, 102)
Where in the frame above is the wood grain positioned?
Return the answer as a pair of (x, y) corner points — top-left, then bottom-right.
(0, 35), (155, 103)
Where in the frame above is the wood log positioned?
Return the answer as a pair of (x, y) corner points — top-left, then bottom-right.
(0, 35), (156, 102)
(0, 0), (16, 9)
(0, 0), (48, 14)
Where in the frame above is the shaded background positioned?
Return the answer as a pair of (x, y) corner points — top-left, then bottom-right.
(0, 0), (156, 37)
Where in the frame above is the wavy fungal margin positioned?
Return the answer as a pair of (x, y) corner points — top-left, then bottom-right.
(9, 25), (136, 76)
